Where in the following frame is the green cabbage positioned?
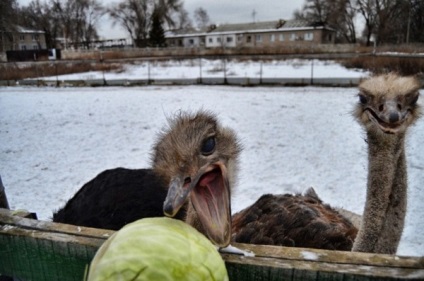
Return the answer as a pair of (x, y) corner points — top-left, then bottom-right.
(88, 217), (229, 281)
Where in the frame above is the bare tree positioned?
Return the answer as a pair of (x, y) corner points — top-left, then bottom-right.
(108, 0), (182, 47)
(155, 0), (182, 29)
(108, 0), (153, 47)
(194, 7), (210, 29)
(19, 0), (59, 48)
(378, 0), (410, 44)
(357, 0), (377, 46)
(357, 0), (413, 45)
(48, 0), (103, 48)
(0, 0), (18, 32)
(294, 0), (357, 43)
(296, 0), (332, 22)
(409, 0), (424, 42)
(175, 8), (192, 29)
(51, 0), (76, 47)
(335, 0), (357, 43)
(78, 0), (105, 47)
(0, 0), (19, 51)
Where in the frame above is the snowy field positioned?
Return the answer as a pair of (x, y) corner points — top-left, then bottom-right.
(1, 85), (423, 257)
(41, 58), (367, 81)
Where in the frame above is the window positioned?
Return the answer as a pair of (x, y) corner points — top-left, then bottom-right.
(20, 35), (25, 41)
(188, 39), (194, 45)
(279, 34), (284, 41)
(217, 37), (221, 43)
(246, 35), (252, 43)
(32, 34), (39, 41)
(255, 35), (262, 42)
(226, 37), (233, 43)
(237, 35), (243, 42)
(305, 33), (314, 41)
(21, 45), (27, 50)
(208, 38), (213, 43)
(33, 45), (38, 50)
(270, 34), (275, 42)
(290, 33), (296, 41)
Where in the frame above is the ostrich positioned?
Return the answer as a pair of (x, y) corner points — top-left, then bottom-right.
(54, 110), (241, 247)
(351, 73), (421, 254)
(53, 168), (187, 230)
(55, 110), (359, 250)
(231, 188), (358, 250)
(230, 74), (421, 254)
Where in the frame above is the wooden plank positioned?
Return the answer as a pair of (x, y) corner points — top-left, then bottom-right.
(232, 243), (424, 269)
(0, 208), (114, 239)
(1, 208), (424, 281)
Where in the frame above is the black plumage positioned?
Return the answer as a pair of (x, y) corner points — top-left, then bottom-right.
(53, 168), (186, 230)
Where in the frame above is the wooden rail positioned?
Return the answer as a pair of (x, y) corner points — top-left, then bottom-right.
(1, 208), (423, 280)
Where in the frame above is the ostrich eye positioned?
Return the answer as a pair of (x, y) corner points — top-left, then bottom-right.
(410, 93), (419, 106)
(201, 137), (215, 155)
(358, 94), (368, 105)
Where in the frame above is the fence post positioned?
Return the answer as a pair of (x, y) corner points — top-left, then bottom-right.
(223, 56), (227, 85)
(55, 62), (59, 87)
(0, 175), (10, 209)
(199, 57), (203, 84)
(310, 59), (314, 85)
(260, 61), (263, 85)
(148, 60), (151, 84)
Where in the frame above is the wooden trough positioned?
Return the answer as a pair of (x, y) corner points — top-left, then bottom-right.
(1, 208), (423, 281)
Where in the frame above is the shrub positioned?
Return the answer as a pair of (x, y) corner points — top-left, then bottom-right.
(0, 61), (123, 80)
(340, 56), (424, 76)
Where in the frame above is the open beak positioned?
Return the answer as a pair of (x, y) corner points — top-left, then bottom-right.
(163, 163), (232, 247)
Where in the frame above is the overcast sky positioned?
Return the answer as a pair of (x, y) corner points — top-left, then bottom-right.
(17, 0), (304, 39)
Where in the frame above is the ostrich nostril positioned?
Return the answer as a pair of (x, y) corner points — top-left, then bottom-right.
(379, 104), (384, 112)
(184, 177), (191, 185)
(389, 112), (400, 123)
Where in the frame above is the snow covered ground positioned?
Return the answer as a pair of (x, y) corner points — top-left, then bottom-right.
(1, 85), (423, 257)
(41, 59), (367, 81)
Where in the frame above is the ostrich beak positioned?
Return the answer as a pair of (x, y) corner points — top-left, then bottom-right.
(163, 163), (232, 247)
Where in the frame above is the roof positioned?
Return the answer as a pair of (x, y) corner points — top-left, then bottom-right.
(16, 26), (45, 34)
(212, 19), (328, 33)
(166, 19), (333, 38)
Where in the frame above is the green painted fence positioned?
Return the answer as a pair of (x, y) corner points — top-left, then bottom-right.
(1, 208), (423, 281)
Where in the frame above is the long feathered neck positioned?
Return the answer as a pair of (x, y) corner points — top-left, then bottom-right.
(352, 130), (407, 254)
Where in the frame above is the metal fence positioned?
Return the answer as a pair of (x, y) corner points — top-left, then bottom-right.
(1, 53), (423, 87)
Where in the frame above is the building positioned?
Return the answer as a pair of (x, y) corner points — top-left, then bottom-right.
(166, 19), (335, 49)
(165, 28), (207, 48)
(0, 26), (47, 53)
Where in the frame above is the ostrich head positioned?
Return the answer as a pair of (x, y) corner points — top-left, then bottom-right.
(354, 73), (421, 134)
(152, 110), (241, 247)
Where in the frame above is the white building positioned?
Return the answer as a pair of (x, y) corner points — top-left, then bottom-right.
(166, 19), (336, 49)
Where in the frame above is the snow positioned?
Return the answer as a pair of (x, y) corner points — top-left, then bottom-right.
(219, 244), (255, 257)
(301, 251), (320, 261)
(1, 61), (423, 257)
(40, 59), (367, 81)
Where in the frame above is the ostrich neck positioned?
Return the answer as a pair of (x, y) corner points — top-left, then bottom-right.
(352, 130), (407, 254)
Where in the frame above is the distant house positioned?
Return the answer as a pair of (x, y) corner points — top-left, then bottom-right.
(165, 28), (207, 48)
(166, 19), (335, 49)
(0, 26), (47, 53)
